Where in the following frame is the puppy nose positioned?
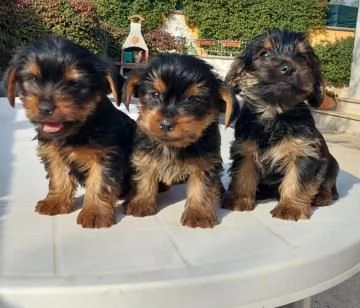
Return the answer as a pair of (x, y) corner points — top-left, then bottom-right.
(280, 64), (294, 75)
(159, 118), (175, 132)
(39, 100), (55, 115)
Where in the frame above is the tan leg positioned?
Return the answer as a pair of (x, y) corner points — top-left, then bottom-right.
(124, 168), (158, 217)
(180, 170), (219, 228)
(271, 161), (318, 221)
(77, 162), (118, 228)
(35, 146), (77, 215)
(222, 154), (258, 212)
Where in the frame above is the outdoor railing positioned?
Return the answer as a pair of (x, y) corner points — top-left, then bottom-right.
(194, 39), (246, 56)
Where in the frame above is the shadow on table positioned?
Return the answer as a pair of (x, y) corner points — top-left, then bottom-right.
(310, 169), (360, 215)
(0, 97), (20, 214)
(69, 154), (360, 226)
(218, 166), (360, 220)
(0, 101), (17, 220)
(0, 298), (21, 308)
(336, 170), (360, 198)
(0, 100), (17, 304)
(153, 162), (234, 224)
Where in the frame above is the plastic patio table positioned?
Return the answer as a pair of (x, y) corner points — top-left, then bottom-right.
(1, 99), (360, 308)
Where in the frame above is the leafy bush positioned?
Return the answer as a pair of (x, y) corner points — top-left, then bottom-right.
(0, 1), (16, 74)
(94, 0), (186, 58)
(93, 0), (177, 32)
(0, 0), (46, 74)
(0, 0), (332, 74)
(314, 37), (355, 85)
(144, 29), (187, 55)
(31, 0), (104, 54)
(0, 0), (105, 74)
(183, 0), (327, 40)
(101, 23), (128, 60)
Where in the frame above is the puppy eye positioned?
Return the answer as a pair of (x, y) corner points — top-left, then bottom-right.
(68, 80), (80, 88)
(151, 91), (160, 99)
(260, 50), (270, 58)
(28, 75), (39, 82)
(186, 97), (201, 105)
(299, 53), (309, 60)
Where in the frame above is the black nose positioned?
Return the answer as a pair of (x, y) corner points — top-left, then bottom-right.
(39, 101), (55, 115)
(280, 64), (294, 75)
(159, 118), (174, 132)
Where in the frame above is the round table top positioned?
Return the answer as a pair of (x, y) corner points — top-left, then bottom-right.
(1, 99), (360, 308)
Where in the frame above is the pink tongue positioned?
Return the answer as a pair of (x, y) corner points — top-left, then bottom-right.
(43, 122), (63, 133)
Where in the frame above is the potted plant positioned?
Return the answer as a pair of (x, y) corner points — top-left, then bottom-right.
(318, 89), (338, 111)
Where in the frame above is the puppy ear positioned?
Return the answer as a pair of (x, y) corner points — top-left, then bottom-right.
(4, 68), (17, 108)
(307, 80), (324, 109)
(306, 49), (325, 109)
(96, 57), (125, 108)
(121, 72), (141, 111)
(105, 73), (121, 106)
(219, 85), (240, 128)
(224, 58), (244, 94)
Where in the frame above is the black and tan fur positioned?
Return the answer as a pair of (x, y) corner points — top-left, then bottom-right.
(5, 36), (136, 228)
(223, 28), (339, 220)
(122, 53), (238, 228)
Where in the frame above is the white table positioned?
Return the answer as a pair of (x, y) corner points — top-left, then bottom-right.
(1, 99), (360, 308)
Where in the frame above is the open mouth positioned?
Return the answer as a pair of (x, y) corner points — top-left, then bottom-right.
(42, 122), (64, 133)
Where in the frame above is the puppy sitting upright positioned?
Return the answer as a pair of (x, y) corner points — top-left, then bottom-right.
(5, 36), (136, 228)
(223, 28), (339, 221)
(123, 54), (237, 228)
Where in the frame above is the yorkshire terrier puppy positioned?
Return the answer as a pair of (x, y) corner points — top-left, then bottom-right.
(223, 28), (339, 221)
(5, 36), (136, 228)
(122, 53), (238, 228)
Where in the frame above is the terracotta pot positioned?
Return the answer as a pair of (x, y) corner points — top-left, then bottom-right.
(318, 94), (337, 111)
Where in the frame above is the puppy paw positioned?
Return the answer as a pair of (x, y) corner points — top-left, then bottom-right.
(124, 199), (157, 217)
(222, 191), (255, 211)
(35, 198), (73, 215)
(77, 207), (115, 228)
(312, 189), (336, 207)
(271, 203), (310, 221)
(158, 182), (171, 193)
(180, 207), (218, 228)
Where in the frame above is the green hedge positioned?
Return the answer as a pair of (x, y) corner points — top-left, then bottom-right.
(0, 1), (46, 75)
(0, 0), (103, 74)
(0, 0), (185, 71)
(93, 0), (180, 58)
(183, 0), (327, 40)
(314, 37), (355, 85)
(31, 0), (103, 54)
(1, 0), (331, 75)
(93, 0), (177, 32)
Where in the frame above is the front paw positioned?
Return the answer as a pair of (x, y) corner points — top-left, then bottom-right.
(35, 198), (73, 215)
(158, 182), (171, 193)
(312, 189), (335, 207)
(77, 207), (115, 228)
(124, 198), (157, 217)
(222, 191), (256, 211)
(180, 206), (218, 228)
(270, 202), (310, 221)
